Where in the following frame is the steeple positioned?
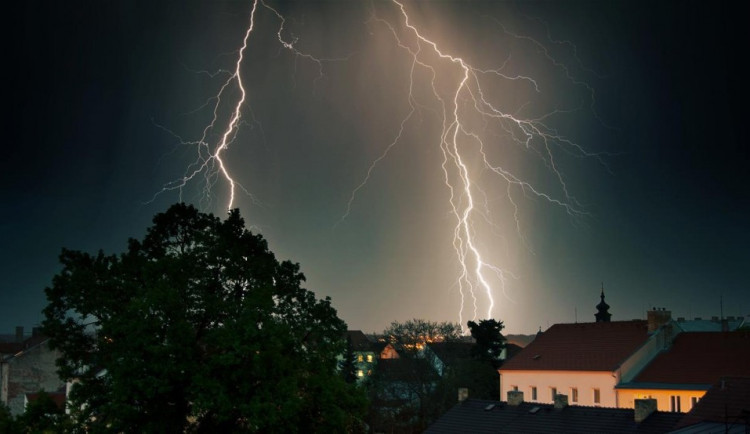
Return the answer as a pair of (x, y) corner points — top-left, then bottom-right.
(595, 283), (611, 322)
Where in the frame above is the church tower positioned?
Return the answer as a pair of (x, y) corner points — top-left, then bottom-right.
(595, 284), (611, 322)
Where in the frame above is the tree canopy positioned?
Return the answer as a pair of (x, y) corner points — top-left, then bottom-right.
(382, 319), (462, 351)
(467, 319), (507, 368)
(43, 203), (365, 432)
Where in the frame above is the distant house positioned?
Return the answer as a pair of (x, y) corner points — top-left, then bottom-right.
(0, 328), (64, 416)
(344, 330), (399, 381)
(616, 331), (750, 413)
(424, 341), (474, 377)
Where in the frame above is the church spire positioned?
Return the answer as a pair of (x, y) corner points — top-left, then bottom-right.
(595, 283), (611, 322)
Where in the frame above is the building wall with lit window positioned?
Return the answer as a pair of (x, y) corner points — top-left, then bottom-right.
(615, 387), (705, 413)
(499, 370), (618, 407)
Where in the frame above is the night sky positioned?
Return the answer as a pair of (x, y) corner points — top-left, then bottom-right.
(3, 1), (748, 335)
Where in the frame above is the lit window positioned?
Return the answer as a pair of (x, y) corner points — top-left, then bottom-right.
(571, 388), (578, 403)
(593, 388), (600, 404)
(357, 355), (363, 362)
(366, 354), (373, 363)
(367, 369), (372, 376)
(531, 386), (537, 401)
(551, 387), (557, 400)
(357, 370), (364, 377)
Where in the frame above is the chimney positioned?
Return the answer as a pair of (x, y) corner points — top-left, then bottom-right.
(507, 390), (524, 406)
(458, 388), (469, 403)
(554, 393), (568, 409)
(15, 326), (24, 343)
(634, 399), (657, 423)
(647, 308), (672, 332)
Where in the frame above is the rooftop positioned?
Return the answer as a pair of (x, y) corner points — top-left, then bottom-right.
(500, 320), (650, 372)
(630, 332), (750, 386)
(426, 399), (683, 433)
(345, 330), (378, 352)
(674, 376), (750, 432)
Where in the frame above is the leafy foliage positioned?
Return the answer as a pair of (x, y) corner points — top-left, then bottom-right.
(339, 335), (359, 384)
(15, 390), (72, 433)
(0, 404), (19, 434)
(43, 203), (366, 432)
(467, 319), (506, 368)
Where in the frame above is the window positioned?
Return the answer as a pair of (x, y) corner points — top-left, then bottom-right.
(357, 370), (364, 377)
(551, 387), (557, 400)
(366, 354), (373, 363)
(571, 388), (578, 403)
(593, 388), (600, 404)
(357, 354), (363, 362)
(670, 395), (681, 412)
(531, 386), (537, 401)
(367, 369), (372, 376)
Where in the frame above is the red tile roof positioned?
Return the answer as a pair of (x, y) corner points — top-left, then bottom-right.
(499, 321), (650, 372)
(675, 376), (750, 429)
(634, 332), (750, 385)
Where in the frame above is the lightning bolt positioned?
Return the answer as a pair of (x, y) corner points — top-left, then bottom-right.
(155, 1), (601, 330)
(152, 0), (343, 211)
(339, 1), (600, 328)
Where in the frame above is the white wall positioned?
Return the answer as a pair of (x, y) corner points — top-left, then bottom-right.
(499, 370), (619, 408)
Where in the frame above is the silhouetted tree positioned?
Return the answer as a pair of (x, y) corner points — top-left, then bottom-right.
(43, 203), (366, 432)
(15, 390), (72, 433)
(340, 335), (359, 384)
(0, 404), (19, 434)
(467, 319), (506, 368)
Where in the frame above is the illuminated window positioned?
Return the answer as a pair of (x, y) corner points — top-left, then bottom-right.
(357, 355), (363, 362)
(366, 354), (373, 363)
(367, 369), (372, 376)
(357, 370), (364, 377)
(551, 387), (557, 400)
(571, 388), (578, 403)
(531, 386), (537, 401)
(593, 388), (600, 404)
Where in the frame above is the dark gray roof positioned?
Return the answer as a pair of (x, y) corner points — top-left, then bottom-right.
(426, 399), (683, 434)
